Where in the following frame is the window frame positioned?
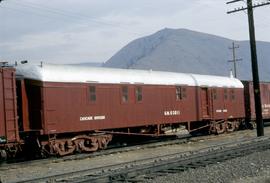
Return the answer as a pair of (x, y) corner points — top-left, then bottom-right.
(135, 86), (143, 102)
(176, 86), (187, 101)
(88, 85), (97, 103)
(121, 85), (129, 103)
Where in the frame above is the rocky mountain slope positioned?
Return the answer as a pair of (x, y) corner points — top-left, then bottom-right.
(104, 28), (270, 81)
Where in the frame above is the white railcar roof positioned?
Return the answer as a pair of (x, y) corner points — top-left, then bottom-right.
(15, 63), (243, 88)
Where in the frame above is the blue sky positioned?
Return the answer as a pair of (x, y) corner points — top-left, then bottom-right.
(0, 0), (269, 64)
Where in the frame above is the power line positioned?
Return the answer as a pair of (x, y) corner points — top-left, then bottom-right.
(228, 42), (242, 78)
(11, 1), (117, 27)
(4, 1), (144, 36)
(0, 6), (71, 23)
(0, 1), (145, 37)
(227, 0), (270, 137)
(227, 0), (243, 4)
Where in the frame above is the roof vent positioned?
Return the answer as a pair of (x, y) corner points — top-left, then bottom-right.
(229, 69), (234, 78)
(21, 60), (28, 64)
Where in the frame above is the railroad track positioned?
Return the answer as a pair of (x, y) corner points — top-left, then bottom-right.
(16, 135), (270, 183)
(0, 127), (249, 171)
(2, 125), (268, 170)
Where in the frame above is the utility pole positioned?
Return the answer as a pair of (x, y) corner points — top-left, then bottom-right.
(228, 42), (242, 78)
(227, 0), (270, 137)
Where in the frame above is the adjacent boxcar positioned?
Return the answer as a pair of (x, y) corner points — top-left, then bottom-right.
(0, 66), (19, 159)
(243, 81), (270, 122)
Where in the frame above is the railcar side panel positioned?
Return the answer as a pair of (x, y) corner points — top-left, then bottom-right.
(23, 79), (245, 136)
(39, 82), (198, 134)
(199, 87), (245, 121)
(44, 85), (85, 134)
(223, 88), (245, 119)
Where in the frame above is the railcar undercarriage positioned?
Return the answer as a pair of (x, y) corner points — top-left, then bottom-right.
(0, 143), (22, 161)
(41, 134), (113, 156)
(209, 119), (244, 134)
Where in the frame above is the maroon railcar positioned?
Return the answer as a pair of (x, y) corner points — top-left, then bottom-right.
(16, 64), (246, 134)
(243, 81), (270, 122)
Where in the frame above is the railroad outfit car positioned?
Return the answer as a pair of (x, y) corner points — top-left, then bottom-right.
(0, 62), (264, 160)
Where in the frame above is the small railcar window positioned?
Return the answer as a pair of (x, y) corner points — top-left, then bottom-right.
(212, 89), (217, 100)
(224, 89), (228, 100)
(122, 86), (128, 102)
(136, 86), (142, 102)
(230, 89), (235, 100)
(89, 86), (96, 102)
(176, 86), (186, 100)
(176, 87), (181, 100)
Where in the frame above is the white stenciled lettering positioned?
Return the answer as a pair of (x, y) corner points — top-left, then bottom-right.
(263, 104), (270, 108)
(94, 115), (106, 120)
(80, 116), (93, 121)
(164, 110), (180, 116)
(216, 109), (228, 113)
(80, 115), (106, 121)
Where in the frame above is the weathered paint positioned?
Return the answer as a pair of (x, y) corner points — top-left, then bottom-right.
(0, 67), (19, 143)
(24, 80), (246, 135)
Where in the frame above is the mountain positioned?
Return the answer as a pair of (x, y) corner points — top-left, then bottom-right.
(104, 28), (270, 81)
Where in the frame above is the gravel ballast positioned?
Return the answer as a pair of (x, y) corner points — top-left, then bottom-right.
(144, 150), (270, 183)
(1, 128), (270, 183)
